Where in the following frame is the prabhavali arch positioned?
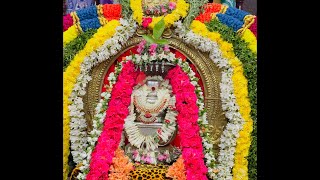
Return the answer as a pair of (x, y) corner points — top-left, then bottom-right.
(83, 35), (227, 154)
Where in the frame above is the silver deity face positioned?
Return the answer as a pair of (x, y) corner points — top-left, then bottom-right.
(146, 80), (159, 104)
(146, 80), (159, 87)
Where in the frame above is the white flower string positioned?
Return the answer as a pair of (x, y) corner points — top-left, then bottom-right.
(174, 21), (245, 180)
(69, 18), (137, 165)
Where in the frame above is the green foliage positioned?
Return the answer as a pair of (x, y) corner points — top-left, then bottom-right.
(142, 34), (156, 44)
(142, 18), (168, 45)
(154, 39), (168, 45)
(119, 0), (132, 19)
(153, 18), (165, 39)
(63, 29), (97, 71)
(183, 0), (208, 28)
(205, 19), (257, 180)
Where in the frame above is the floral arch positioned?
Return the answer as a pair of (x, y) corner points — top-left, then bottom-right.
(63, 1), (257, 180)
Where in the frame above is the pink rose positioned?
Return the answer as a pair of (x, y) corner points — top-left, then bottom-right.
(142, 17), (152, 28)
(169, 2), (176, 10)
(161, 6), (167, 13)
(149, 43), (158, 56)
(137, 40), (147, 54)
(163, 44), (170, 52)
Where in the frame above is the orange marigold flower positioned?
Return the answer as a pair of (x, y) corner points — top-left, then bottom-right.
(103, 4), (122, 21)
(166, 155), (186, 180)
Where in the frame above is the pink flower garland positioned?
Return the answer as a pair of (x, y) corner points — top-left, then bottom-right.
(86, 61), (138, 180)
(63, 14), (74, 32)
(166, 66), (208, 180)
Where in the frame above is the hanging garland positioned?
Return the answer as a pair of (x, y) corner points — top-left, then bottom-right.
(64, 19), (136, 180)
(190, 20), (254, 180)
(67, 20), (120, 165)
(85, 60), (138, 180)
(68, 19), (137, 166)
(174, 20), (255, 180)
(205, 18), (257, 180)
(63, 28), (97, 70)
(77, 61), (125, 179)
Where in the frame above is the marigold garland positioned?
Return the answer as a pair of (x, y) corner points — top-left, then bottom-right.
(103, 4), (122, 21)
(130, 0), (189, 28)
(195, 3), (223, 23)
(166, 155), (186, 180)
(63, 25), (80, 46)
(63, 20), (120, 180)
(190, 20), (254, 180)
(204, 18), (257, 180)
(86, 61), (138, 179)
(109, 148), (134, 180)
(241, 29), (257, 54)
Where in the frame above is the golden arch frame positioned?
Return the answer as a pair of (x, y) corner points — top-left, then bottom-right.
(83, 35), (227, 153)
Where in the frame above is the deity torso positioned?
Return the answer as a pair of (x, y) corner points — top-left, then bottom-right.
(124, 76), (180, 164)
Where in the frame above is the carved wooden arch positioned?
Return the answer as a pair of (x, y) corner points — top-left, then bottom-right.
(83, 35), (227, 153)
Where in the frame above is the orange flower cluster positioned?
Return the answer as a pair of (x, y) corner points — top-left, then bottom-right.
(166, 155), (186, 180)
(103, 4), (122, 21)
(108, 148), (134, 180)
(195, 3), (222, 23)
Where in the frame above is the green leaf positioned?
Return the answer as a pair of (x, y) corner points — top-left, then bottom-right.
(154, 39), (169, 45)
(142, 35), (156, 44)
(153, 18), (165, 39)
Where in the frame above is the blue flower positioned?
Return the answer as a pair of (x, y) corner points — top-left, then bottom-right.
(80, 18), (101, 32)
(76, 5), (98, 21)
(225, 7), (250, 22)
(217, 14), (244, 32)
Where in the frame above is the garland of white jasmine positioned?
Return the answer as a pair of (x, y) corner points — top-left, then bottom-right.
(124, 75), (177, 151)
(174, 21), (246, 179)
(69, 18), (137, 164)
(77, 62), (124, 180)
(126, 51), (217, 177)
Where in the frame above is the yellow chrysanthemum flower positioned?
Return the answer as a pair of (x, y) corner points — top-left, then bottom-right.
(242, 29), (257, 54)
(63, 25), (80, 46)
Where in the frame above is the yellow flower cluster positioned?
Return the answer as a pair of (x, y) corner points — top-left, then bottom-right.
(191, 20), (254, 180)
(241, 29), (257, 54)
(63, 25), (80, 46)
(130, 0), (143, 24)
(63, 20), (120, 180)
(130, 0), (189, 29)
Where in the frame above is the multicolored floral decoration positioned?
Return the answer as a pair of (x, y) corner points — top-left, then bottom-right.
(63, 2), (257, 180)
(130, 0), (189, 29)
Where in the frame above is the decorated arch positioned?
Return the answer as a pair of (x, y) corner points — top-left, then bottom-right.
(63, 1), (257, 180)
